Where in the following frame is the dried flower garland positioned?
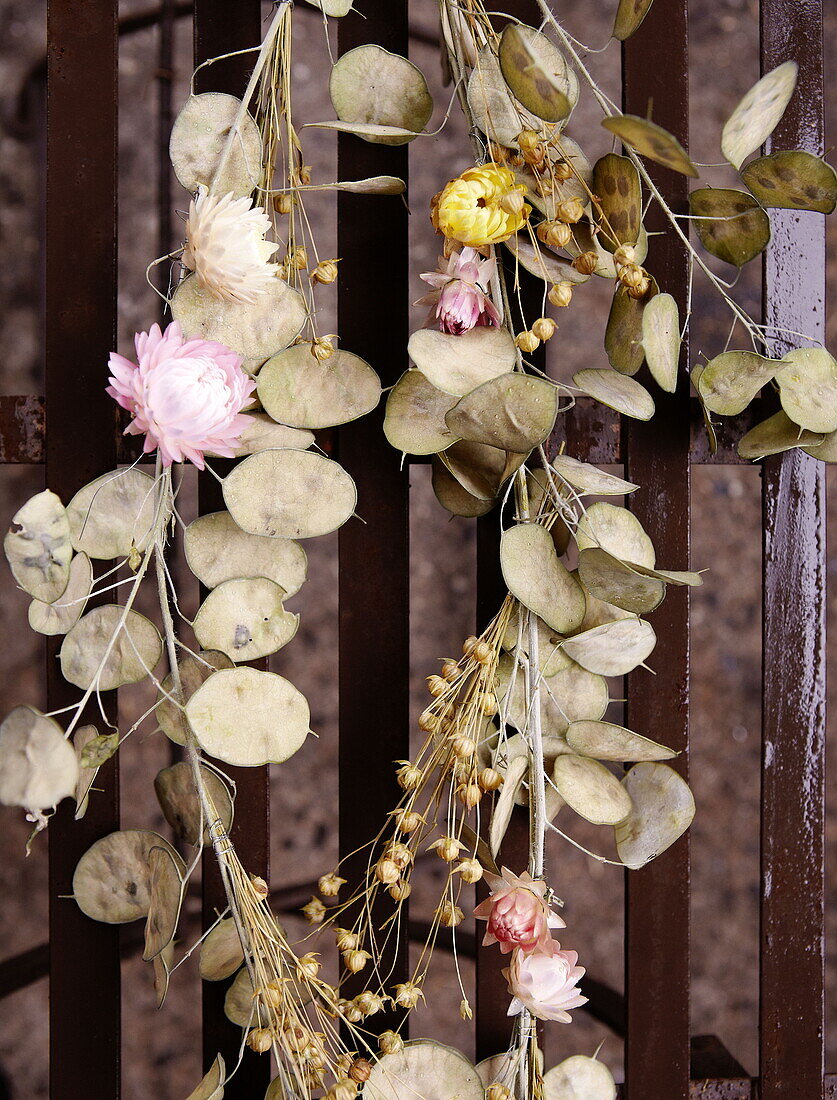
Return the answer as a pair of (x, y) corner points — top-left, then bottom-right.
(1, 0), (834, 1097)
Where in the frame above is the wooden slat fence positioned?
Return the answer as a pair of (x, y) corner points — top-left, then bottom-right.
(0, 0), (828, 1097)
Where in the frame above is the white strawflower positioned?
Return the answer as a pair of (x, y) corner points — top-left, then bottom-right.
(182, 187), (280, 304)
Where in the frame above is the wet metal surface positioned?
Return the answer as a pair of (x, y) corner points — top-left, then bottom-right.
(622, 0), (692, 1097)
(759, 1), (827, 1098)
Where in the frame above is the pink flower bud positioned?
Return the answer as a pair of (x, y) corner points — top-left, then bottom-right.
(473, 867), (565, 956)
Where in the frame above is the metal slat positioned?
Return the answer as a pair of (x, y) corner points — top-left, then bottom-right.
(621, 2), (692, 1097)
(45, 1), (121, 1096)
(0, 394), (759, 467)
(337, 0), (411, 1033)
(191, 2), (270, 1091)
(758, 2), (826, 1097)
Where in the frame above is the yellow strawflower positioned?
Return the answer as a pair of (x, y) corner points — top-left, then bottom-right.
(433, 163), (530, 247)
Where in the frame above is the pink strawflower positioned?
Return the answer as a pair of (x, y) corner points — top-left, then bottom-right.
(473, 867), (565, 956)
(107, 321), (256, 469)
(418, 247), (501, 335)
(505, 944), (587, 1024)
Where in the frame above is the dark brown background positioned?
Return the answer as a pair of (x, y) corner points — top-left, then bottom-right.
(0, 1), (834, 1095)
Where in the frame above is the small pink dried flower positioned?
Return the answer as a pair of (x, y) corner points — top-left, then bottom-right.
(504, 943), (587, 1024)
(107, 321), (255, 469)
(418, 247), (501, 335)
(473, 867), (565, 956)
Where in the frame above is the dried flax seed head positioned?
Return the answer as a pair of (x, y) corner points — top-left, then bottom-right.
(573, 250), (599, 275)
(538, 219), (573, 249)
(556, 197), (585, 223)
(441, 659), (460, 680)
(378, 1030), (404, 1055)
(438, 899), (465, 927)
(429, 835), (465, 862)
(549, 281), (574, 308)
(302, 896), (327, 924)
(311, 258), (340, 285)
(343, 948), (371, 974)
(393, 981), (425, 1009)
(247, 1027), (274, 1054)
(516, 330), (541, 354)
(532, 317), (557, 343)
(456, 857), (484, 883)
(387, 880), (412, 901)
(426, 674), (448, 697)
(318, 872), (345, 898)
(478, 766), (504, 792)
(335, 927), (360, 951)
(349, 1057), (373, 1083)
(457, 780), (483, 808)
(396, 761), (423, 789)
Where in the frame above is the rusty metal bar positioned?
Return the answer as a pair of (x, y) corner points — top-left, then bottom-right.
(336, 0), (411, 1035)
(45, 1), (121, 1096)
(0, 394), (758, 467)
(191, 2), (270, 1093)
(758, 1), (827, 1097)
(621, 1), (692, 1097)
